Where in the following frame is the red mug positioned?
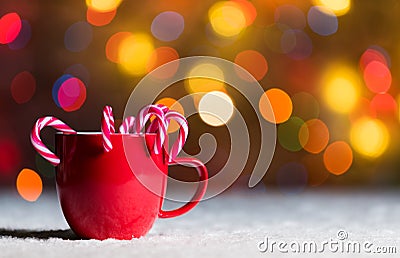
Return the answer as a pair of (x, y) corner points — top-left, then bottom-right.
(54, 132), (208, 240)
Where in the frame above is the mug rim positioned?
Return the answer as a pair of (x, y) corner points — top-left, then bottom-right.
(55, 132), (157, 136)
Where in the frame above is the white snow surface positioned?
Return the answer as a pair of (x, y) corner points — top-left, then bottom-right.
(0, 187), (399, 258)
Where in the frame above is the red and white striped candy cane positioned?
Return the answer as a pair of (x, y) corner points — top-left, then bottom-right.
(147, 104), (169, 133)
(157, 103), (169, 114)
(119, 116), (135, 134)
(164, 111), (189, 162)
(102, 106), (115, 152)
(135, 104), (167, 154)
(122, 105), (168, 134)
(30, 116), (76, 166)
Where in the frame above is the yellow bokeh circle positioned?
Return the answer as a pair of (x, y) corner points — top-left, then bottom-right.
(350, 117), (389, 158)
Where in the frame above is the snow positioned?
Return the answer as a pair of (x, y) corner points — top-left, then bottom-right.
(0, 187), (399, 258)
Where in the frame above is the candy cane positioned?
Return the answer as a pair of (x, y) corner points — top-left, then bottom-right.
(119, 116), (135, 134)
(30, 116), (76, 166)
(102, 106), (115, 152)
(135, 105), (167, 154)
(145, 106), (188, 161)
(119, 104), (168, 134)
(147, 104), (169, 133)
(164, 111), (189, 162)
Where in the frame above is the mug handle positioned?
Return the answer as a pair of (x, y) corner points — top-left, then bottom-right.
(158, 157), (208, 219)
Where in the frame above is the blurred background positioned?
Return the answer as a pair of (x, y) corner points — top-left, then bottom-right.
(1, 0), (400, 202)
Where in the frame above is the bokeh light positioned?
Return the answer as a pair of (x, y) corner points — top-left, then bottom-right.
(307, 6), (338, 36)
(276, 162), (308, 194)
(209, 1), (247, 38)
(146, 47), (179, 79)
(16, 168), (43, 202)
(0, 12), (22, 44)
(186, 62), (225, 94)
(291, 92), (320, 120)
(53, 75), (87, 112)
(64, 21), (93, 52)
(205, 22), (239, 47)
(370, 93), (397, 119)
(10, 71), (36, 104)
(8, 20), (31, 50)
(291, 31), (313, 59)
(259, 88), (292, 124)
(363, 61), (391, 94)
(0, 138), (21, 175)
(105, 31), (132, 63)
(234, 50), (268, 81)
(278, 117), (305, 152)
(369, 45), (391, 67)
(350, 117), (389, 158)
(397, 95), (400, 122)
(284, 29), (313, 60)
(274, 4), (306, 30)
(280, 28), (296, 54)
(323, 141), (353, 175)
(151, 11), (184, 42)
(324, 79), (358, 113)
(118, 33), (154, 76)
(313, 0), (351, 16)
(322, 66), (360, 113)
(86, 0), (122, 12)
(199, 91), (234, 126)
(299, 119), (329, 154)
(86, 7), (116, 26)
(155, 97), (184, 133)
(264, 23), (289, 53)
(53, 74), (73, 107)
(360, 47), (390, 71)
(232, 0), (257, 26)
(58, 78), (87, 112)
